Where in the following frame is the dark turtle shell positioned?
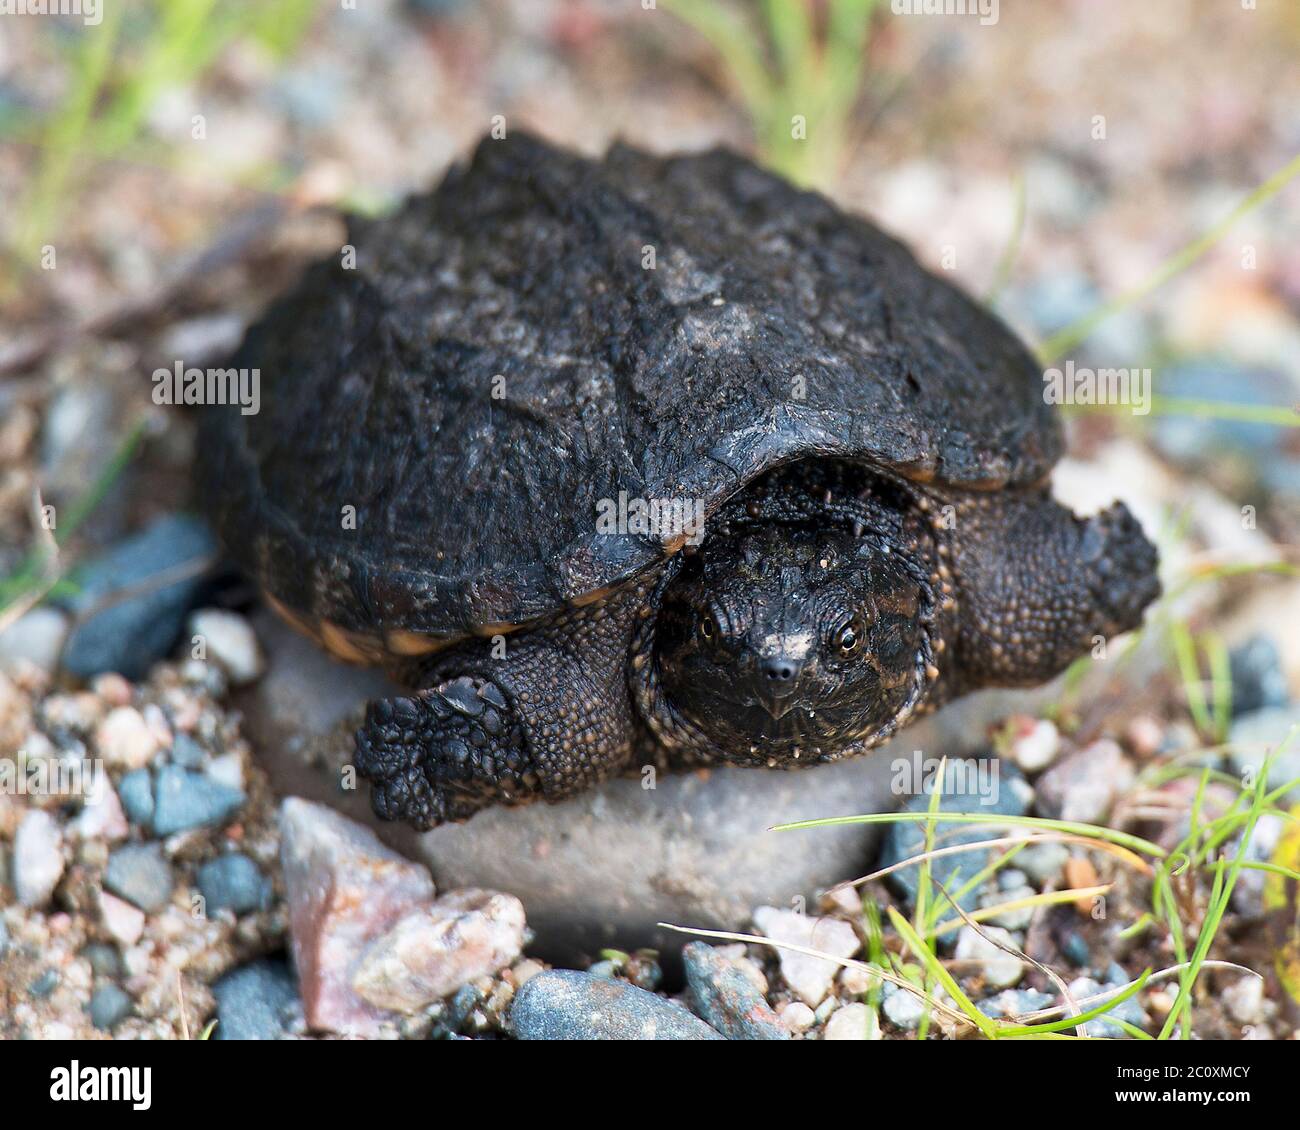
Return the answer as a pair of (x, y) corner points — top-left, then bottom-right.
(201, 132), (1059, 653)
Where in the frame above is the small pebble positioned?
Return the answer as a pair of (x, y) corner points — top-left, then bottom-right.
(0, 606), (69, 674)
(205, 752), (245, 792)
(91, 673), (134, 707)
(169, 733), (206, 769)
(99, 891), (146, 945)
(954, 925), (1024, 989)
(1222, 976), (1265, 1026)
(89, 984), (134, 1032)
(1016, 840), (1069, 885)
(1124, 715), (1165, 759)
(823, 1001), (881, 1040)
(1061, 931), (1091, 967)
(979, 883), (1037, 931)
(1228, 635), (1289, 718)
(777, 1000), (815, 1033)
(189, 609), (264, 685)
(151, 765), (245, 835)
(196, 853), (271, 917)
(81, 942), (125, 979)
(351, 889), (527, 1013)
(1009, 717), (1061, 772)
(104, 843), (174, 913)
(95, 707), (162, 771)
(1229, 706), (1300, 804)
(751, 906), (860, 1007)
(212, 960), (300, 1040)
(29, 969), (59, 998)
(977, 987), (1056, 1020)
(14, 809), (65, 908)
(70, 778), (129, 842)
(1064, 855), (1102, 915)
(683, 941), (787, 1040)
(1067, 975), (1149, 1038)
(117, 768), (155, 827)
(839, 963), (878, 996)
(997, 868), (1028, 891)
(1035, 739), (1133, 824)
(881, 982), (926, 1031)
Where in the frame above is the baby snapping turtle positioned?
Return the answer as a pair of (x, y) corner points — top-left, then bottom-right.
(202, 133), (1159, 829)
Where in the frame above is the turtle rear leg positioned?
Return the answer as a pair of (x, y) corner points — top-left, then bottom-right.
(945, 488), (1160, 690)
(355, 593), (643, 829)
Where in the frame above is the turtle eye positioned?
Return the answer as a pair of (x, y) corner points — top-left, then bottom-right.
(698, 611), (720, 643)
(835, 618), (862, 655)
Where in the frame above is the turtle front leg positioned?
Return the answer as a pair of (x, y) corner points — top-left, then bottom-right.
(354, 599), (642, 829)
(944, 488), (1160, 690)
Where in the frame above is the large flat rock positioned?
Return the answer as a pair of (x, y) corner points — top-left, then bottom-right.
(238, 611), (1067, 964)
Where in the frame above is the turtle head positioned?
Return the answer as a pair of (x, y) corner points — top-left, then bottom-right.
(651, 523), (935, 762)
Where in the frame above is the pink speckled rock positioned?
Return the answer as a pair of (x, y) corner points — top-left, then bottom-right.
(352, 888), (526, 1012)
(279, 797), (435, 1036)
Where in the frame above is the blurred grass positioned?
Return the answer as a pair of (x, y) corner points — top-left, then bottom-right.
(660, 0), (879, 188)
(3, 0), (321, 284)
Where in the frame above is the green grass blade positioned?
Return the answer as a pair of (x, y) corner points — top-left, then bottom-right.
(774, 811), (1168, 859)
(1038, 150), (1300, 363)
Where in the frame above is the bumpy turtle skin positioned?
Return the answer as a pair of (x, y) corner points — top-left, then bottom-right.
(351, 471), (1161, 827)
(200, 131), (1061, 640)
(355, 581), (649, 828)
(945, 490), (1161, 688)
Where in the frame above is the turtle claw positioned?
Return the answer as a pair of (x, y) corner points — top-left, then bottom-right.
(354, 677), (533, 829)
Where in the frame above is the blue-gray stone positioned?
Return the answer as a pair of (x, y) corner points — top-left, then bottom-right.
(1229, 706), (1300, 804)
(61, 514), (216, 680)
(977, 987), (1057, 1020)
(170, 734), (207, 769)
(1061, 931), (1091, 968)
(212, 960), (299, 1040)
(89, 984), (134, 1031)
(434, 982), (485, 1037)
(404, 0), (470, 18)
(117, 769), (155, 827)
(1071, 976), (1149, 1038)
(683, 942), (787, 1040)
(878, 757), (1029, 916)
(103, 843), (174, 912)
(1149, 359), (1291, 471)
(1229, 636), (1290, 719)
(81, 942), (124, 979)
(196, 854), (270, 917)
(29, 969), (59, 998)
(151, 765), (245, 835)
(511, 970), (723, 1040)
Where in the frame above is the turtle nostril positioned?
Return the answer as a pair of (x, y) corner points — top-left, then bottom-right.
(761, 658), (799, 683)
